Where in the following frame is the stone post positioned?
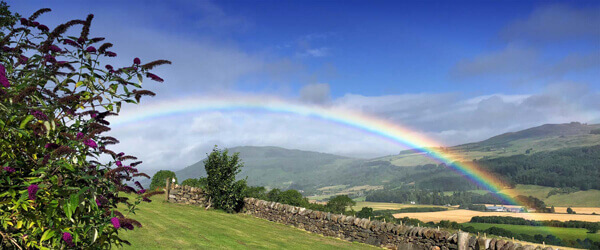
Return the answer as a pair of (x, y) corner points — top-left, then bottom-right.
(457, 232), (469, 250)
(165, 178), (171, 201)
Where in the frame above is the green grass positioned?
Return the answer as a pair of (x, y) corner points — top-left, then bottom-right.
(498, 185), (600, 207)
(119, 199), (376, 249)
(462, 223), (600, 242)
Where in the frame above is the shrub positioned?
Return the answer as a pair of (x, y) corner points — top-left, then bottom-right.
(204, 146), (246, 213)
(0, 4), (170, 248)
(181, 177), (207, 188)
(326, 195), (355, 214)
(150, 170), (178, 190)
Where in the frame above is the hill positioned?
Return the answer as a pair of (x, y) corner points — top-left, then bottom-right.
(176, 146), (360, 191)
(173, 122), (600, 197)
(120, 198), (374, 249)
(381, 122), (600, 166)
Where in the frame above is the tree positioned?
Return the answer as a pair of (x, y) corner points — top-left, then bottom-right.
(567, 207), (576, 214)
(150, 170), (177, 190)
(204, 146), (246, 213)
(326, 195), (356, 214)
(585, 223), (599, 234)
(244, 186), (267, 200)
(267, 188), (282, 202)
(0, 4), (170, 248)
(278, 189), (306, 207)
(356, 207), (374, 218)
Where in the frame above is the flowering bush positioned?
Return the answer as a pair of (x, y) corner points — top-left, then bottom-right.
(0, 4), (170, 249)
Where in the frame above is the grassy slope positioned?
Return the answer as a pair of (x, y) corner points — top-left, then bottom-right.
(499, 185), (600, 207)
(120, 200), (375, 249)
(462, 223), (600, 242)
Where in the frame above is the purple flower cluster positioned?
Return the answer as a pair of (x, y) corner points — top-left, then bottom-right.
(28, 184), (39, 201)
(76, 132), (84, 140)
(48, 45), (62, 53)
(146, 73), (164, 83)
(111, 217), (120, 229)
(1, 166), (15, 173)
(85, 46), (96, 53)
(133, 57), (141, 64)
(83, 139), (97, 148)
(62, 232), (73, 246)
(0, 64), (10, 88)
(30, 110), (48, 121)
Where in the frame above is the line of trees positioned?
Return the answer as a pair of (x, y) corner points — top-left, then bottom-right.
(470, 216), (600, 232)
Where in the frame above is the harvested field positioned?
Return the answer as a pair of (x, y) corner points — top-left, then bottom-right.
(553, 207), (600, 215)
(394, 209), (600, 223)
(353, 201), (456, 211)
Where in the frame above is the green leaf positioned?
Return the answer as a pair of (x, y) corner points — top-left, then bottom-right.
(19, 115), (34, 129)
(40, 229), (55, 242)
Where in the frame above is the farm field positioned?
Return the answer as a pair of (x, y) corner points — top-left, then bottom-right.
(119, 200), (375, 249)
(352, 201), (456, 211)
(462, 223), (600, 242)
(553, 207), (600, 215)
(393, 209), (600, 223)
(498, 185), (600, 207)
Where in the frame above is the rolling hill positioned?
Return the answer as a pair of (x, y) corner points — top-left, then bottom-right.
(173, 122), (600, 196)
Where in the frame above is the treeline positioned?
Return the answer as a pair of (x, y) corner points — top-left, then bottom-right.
(470, 216), (600, 231)
(366, 189), (505, 205)
(244, 186), (356, 215)
(475, 145), (600, 190)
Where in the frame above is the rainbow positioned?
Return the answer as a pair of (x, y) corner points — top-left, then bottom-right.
(111, 95), (520, 205)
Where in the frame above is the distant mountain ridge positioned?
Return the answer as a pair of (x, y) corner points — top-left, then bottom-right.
(173, 122), (600, 193)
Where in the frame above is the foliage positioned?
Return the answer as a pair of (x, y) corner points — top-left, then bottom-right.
(476, 145), (600, 190)
(586, 223), (599, 234)
(150, 170), (177, 190)
(326, 195), (356, 214)
(180, 177), (207, 188)
(204, 146), (246, 213)
(366, 188), (504, 205)
(458, 204), (487, 211)
(243, 185), (266, 200)
(356, 207), (374, 219)
(469, 216), (600, 230)
(0, 4), (170, 248)
(591, 128), (600, 135)
(567, 207), (576, 214)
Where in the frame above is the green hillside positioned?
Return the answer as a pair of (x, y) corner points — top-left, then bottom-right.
(174, 123), (600, 196)
(120, 199), (374, 249)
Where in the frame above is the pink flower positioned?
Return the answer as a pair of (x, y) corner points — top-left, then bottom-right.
(133, 58), (141, 64)
(83, 139), (97, 149)
(76, 132), (84, 140)
(116, 161), (122, 167)
(28, 184), (39, 200)
(18, 55), (28, 64)
(0, 64), (9, 88)
(85, 46), (96, 53)
(111, 217), (120, 229)
(96, 199), (101, 206)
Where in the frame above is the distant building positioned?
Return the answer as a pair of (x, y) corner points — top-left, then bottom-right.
(485, 206), (507, 212)
(485, 205), (525, 213)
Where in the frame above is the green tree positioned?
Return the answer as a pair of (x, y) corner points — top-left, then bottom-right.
(567, 207), (576, 214)
(204, 146), (246, 213)
(244, 186), (267, 200)
(150, 170), (177, 190)
(278, 189), (306, 207)
(326, 195), (356, 214)
(585, 223), (599, 234)
(267, 188), (282, 202)
(356, 207), (374, 218)
(0, 4), (170, 248)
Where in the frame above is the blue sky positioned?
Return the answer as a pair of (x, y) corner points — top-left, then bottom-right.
(6, 1), (600, 169)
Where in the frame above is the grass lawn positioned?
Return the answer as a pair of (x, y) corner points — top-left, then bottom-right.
(462, 223), (600, 242)
(119, 200), (376, 249)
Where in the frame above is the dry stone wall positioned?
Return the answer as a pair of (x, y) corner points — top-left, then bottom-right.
(243, 198), (555, 250)
(165, 183), (210, 207)
(164, 184), (554, 250)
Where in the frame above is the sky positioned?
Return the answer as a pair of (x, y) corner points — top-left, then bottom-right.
(7, 0), (600, 171)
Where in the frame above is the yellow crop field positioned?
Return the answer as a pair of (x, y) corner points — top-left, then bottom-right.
(553, 207), (600, 214)
(393, 209), (600, 223)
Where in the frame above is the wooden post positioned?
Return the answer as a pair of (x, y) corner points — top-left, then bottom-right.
(165, 178), (171, 201)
